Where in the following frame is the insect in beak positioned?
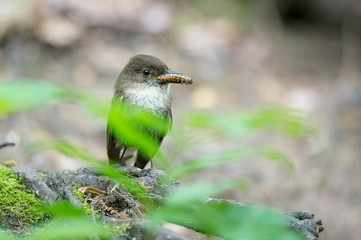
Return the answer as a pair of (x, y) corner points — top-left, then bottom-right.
(154, 70), (192, 85)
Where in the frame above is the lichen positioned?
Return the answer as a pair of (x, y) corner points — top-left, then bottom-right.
(0, 165), (45, 231)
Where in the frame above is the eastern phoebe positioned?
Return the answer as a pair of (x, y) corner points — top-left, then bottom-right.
(107, 54), (192, 169)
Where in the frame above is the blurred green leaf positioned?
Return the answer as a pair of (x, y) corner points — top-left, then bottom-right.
(259, 148), (294, 173)
(108, 100), (170, 160)
(151, 181), (304, 240)
(168, 148), (252, 179)
(42, 201), (85, 218)
(26, 203), (110, 240)
(0, 79), (110, 120)
(29, 218), (104, 240)
(24, 140), (102, 166)
(25, 140), (151, 205)
(0, 79), (314, 239)
(186, 107), (316, 140)
(247, 107), (316, 138)
(0, 228), (15, 240)
(76, 93), (109, 119)
(0, 80), (66, 118)
(168, 146), (294, 179)
(186, 111), (249, 139)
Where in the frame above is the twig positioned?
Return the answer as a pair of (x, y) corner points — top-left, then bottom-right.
(0, 142), (15, 150)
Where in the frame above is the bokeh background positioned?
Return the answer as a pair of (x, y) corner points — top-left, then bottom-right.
(1, 0), (361, 239)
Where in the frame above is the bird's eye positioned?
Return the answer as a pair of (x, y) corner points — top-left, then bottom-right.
(142, 68), (150, 76)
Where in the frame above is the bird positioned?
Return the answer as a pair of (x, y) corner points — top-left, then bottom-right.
(107, 54), (192, 169)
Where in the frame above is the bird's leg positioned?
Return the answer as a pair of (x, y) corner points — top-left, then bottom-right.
(119, 147), (127, 166)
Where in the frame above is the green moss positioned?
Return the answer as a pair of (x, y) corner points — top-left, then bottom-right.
(72, 184), (93, 216)
(0, 166), (45, 230)
(103, 222), (131, 238)
(36, 171), (48, 181)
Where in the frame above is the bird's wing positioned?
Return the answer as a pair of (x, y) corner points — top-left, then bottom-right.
(107, 95), (173, 168)
(107, 96), (126, 165)
(107, 127), (123, 165)
(134, 110), (172, 169)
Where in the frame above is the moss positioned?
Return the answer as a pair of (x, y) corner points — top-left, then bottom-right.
(72, 184), (94, 216)
(36, 171), (48, 181)
(0, 166), (45, 231)
(103, 222), (131, 238)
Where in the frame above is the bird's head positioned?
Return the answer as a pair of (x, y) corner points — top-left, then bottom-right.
(115, 54), (192, 92)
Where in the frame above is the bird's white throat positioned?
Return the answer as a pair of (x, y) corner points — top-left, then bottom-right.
(124, 83), (171, 112)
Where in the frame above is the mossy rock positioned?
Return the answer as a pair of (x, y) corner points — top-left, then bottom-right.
(0, 166), (46, 231)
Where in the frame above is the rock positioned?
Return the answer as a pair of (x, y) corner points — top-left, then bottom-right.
(9, 166), (323, 239)
(286, 211), (324, 240)
(12, 167), (58, 202)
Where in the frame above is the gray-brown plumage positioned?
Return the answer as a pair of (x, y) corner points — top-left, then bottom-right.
(107, 54), (192, 169)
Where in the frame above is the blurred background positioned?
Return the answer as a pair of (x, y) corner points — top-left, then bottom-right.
(1, 0), (361, 239)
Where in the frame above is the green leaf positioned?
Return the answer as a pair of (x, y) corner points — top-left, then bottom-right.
(107, 100), (170, 160)
(29, 218), (104, 240)
(24, 140), (151, 205)
(42, 202), (85, 218)
(168, 148), (252, 179)
(151, 182), (304, 240)
(0, 228), (15, 240)
(0, 80), (67, 118)
(247, 107), (316, 138)
(0, 79), (110, 120)
(168, 146), (294, 179)
(259, 148), (294, 173)
(185, 106), (316, 140)
(186, 111), (250, 139)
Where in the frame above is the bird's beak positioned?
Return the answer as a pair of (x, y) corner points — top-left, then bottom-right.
(154, 70), (192, 85)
